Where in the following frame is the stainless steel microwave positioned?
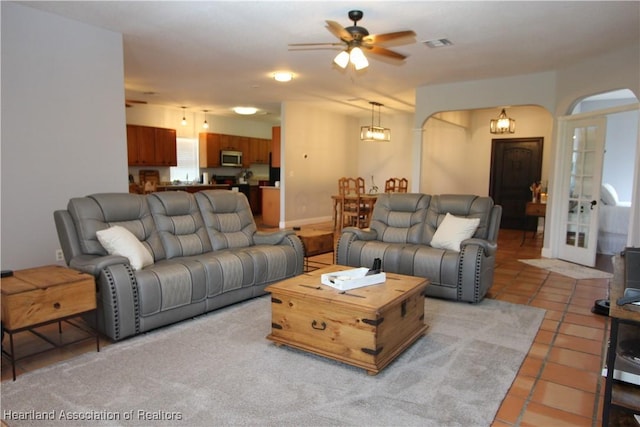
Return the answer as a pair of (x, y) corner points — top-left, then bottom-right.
(220, 150), (243, 167)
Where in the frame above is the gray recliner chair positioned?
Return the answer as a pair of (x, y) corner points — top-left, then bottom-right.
(337, 193), (502, 303)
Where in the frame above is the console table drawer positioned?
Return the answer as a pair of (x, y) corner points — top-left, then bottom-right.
(1, 266), (95, 330)
(525, 202), (546, 217)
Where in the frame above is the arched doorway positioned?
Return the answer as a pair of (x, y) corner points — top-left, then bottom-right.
(554, 89), (639, 266)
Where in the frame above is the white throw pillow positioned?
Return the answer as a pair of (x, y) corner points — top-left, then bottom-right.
(430, 213), (481, 252)
(601, 183), (619, 206)
(96, 225), (153, 270)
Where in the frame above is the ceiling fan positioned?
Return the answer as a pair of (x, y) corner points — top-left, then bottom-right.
(288, 10), (416, 70)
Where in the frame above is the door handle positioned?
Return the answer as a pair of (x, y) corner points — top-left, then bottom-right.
(590, 200), (597, 210)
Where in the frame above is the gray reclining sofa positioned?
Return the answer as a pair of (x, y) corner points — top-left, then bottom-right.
(54, 190), (304, 341)
(337, 193), (502, 303)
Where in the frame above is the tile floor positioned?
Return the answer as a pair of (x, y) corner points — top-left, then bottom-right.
(0, 224), (629, 426)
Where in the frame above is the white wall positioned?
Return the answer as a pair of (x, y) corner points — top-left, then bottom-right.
(1, 3), (127, 270)
(281, 102), (359, 225)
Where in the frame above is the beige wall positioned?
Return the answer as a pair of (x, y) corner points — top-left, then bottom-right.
(280, 102), (359, 226)
(421, 106), (553, 196)
(356, 113), (414, 193)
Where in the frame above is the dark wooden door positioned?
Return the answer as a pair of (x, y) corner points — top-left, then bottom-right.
(489, 137), (543, 230)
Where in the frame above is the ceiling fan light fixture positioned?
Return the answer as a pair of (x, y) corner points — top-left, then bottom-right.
(490, 108), (516, 134)
(273, 72), (293, 82)
(350, 47), (368, 70)
(233, 106), (258, 115)
(333, 50), (350, 68)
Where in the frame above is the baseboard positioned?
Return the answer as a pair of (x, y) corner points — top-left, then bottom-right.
(283, 216), (333, 229)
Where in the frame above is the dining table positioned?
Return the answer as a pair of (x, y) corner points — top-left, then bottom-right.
(331, 193), (378, 230)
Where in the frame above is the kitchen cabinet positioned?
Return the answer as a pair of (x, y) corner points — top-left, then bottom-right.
(247, 137), (271, 165)
(218, 134), (249, 167)
(261, 186), (280, 227)
(155, 127), (177, 166)
(199, 133), (221, 167)
(249, 185), (261, 214)
(272, 126), (281, 167)
(127, 124), (177, 166)
(201, 132), (271, 167)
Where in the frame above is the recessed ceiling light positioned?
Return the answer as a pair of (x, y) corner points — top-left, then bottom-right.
(233, 106), (258, 115)
(423, 38), (453, 48)
(273, 72), (293, 82)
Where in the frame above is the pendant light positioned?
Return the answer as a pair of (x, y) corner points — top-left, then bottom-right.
(202, 110), (209, 129)
(181, 106), (187, 126)
(490, 108), (516, 134)
(360, 102), (390, 141)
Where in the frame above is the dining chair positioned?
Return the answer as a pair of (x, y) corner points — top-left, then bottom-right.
(384, 178), (409, 193)
(398, 178), (408, 193)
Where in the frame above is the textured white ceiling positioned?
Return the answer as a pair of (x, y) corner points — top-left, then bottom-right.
(19, 1), (640, 122)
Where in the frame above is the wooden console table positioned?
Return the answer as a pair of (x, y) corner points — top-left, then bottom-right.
(1, 265), (99, 380)
(295, 229), (335, 271)
(522, 201), (546, 245)
(602, 254), (640, 425)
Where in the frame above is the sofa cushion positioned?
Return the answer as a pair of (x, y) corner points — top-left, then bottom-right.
(148, 191), (212, 259)
(430, 213), (480, 252)
(134, 260), (206, 316)
(96, 225), (154, 270)
(195, 190), (257, 250)
(424, 194), (494, 244)
(370, 193), (430, 244)
(67, 193), (165, 261)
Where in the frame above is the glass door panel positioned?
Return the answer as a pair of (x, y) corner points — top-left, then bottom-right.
(558, 117), (606, 266)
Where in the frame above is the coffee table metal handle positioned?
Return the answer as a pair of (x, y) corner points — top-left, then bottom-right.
(311, 320), (326, 331)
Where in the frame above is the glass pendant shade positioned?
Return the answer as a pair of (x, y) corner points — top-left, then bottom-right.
(334, 51), (350, 68)
(360, 126), (391, 141)
(202, 110), (209, 129)
(361, 101), (390, 142)
(350, 47), (368, 70)
(181, 106), (187, 126)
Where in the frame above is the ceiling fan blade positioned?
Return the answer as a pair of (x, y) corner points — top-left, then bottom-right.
(364, 30), (416, 45)
(288, 42), (342, 47)
(325, 20), (352, 41)
(366, 45), (408, 61)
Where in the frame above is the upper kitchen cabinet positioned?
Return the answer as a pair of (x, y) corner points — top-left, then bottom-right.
(199, 133), (221, 167)
(272, 126), (281, 167)
(127, 124), (177, 166)
(247, 137), (271, 165)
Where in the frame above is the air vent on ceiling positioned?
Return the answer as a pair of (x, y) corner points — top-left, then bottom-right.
(423, 38), (453, 48)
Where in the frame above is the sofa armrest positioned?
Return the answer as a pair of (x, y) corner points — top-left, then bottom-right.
(69, 254), (130, 276)
(460, 238), (497, 257)
(253, 229), (295, 245)
(342, 227), (378, 241)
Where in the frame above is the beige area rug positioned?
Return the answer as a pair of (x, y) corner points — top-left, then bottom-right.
(1, 296), (544, 427)
(519, 258), (613, 280)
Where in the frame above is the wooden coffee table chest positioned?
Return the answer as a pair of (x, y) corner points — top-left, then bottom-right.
(266, 264), (429, 375)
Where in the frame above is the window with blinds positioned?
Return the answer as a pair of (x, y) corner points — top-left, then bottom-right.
(170, 138), (199, 182)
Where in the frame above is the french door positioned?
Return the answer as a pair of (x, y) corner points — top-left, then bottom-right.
(557, 116), (606, 267)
